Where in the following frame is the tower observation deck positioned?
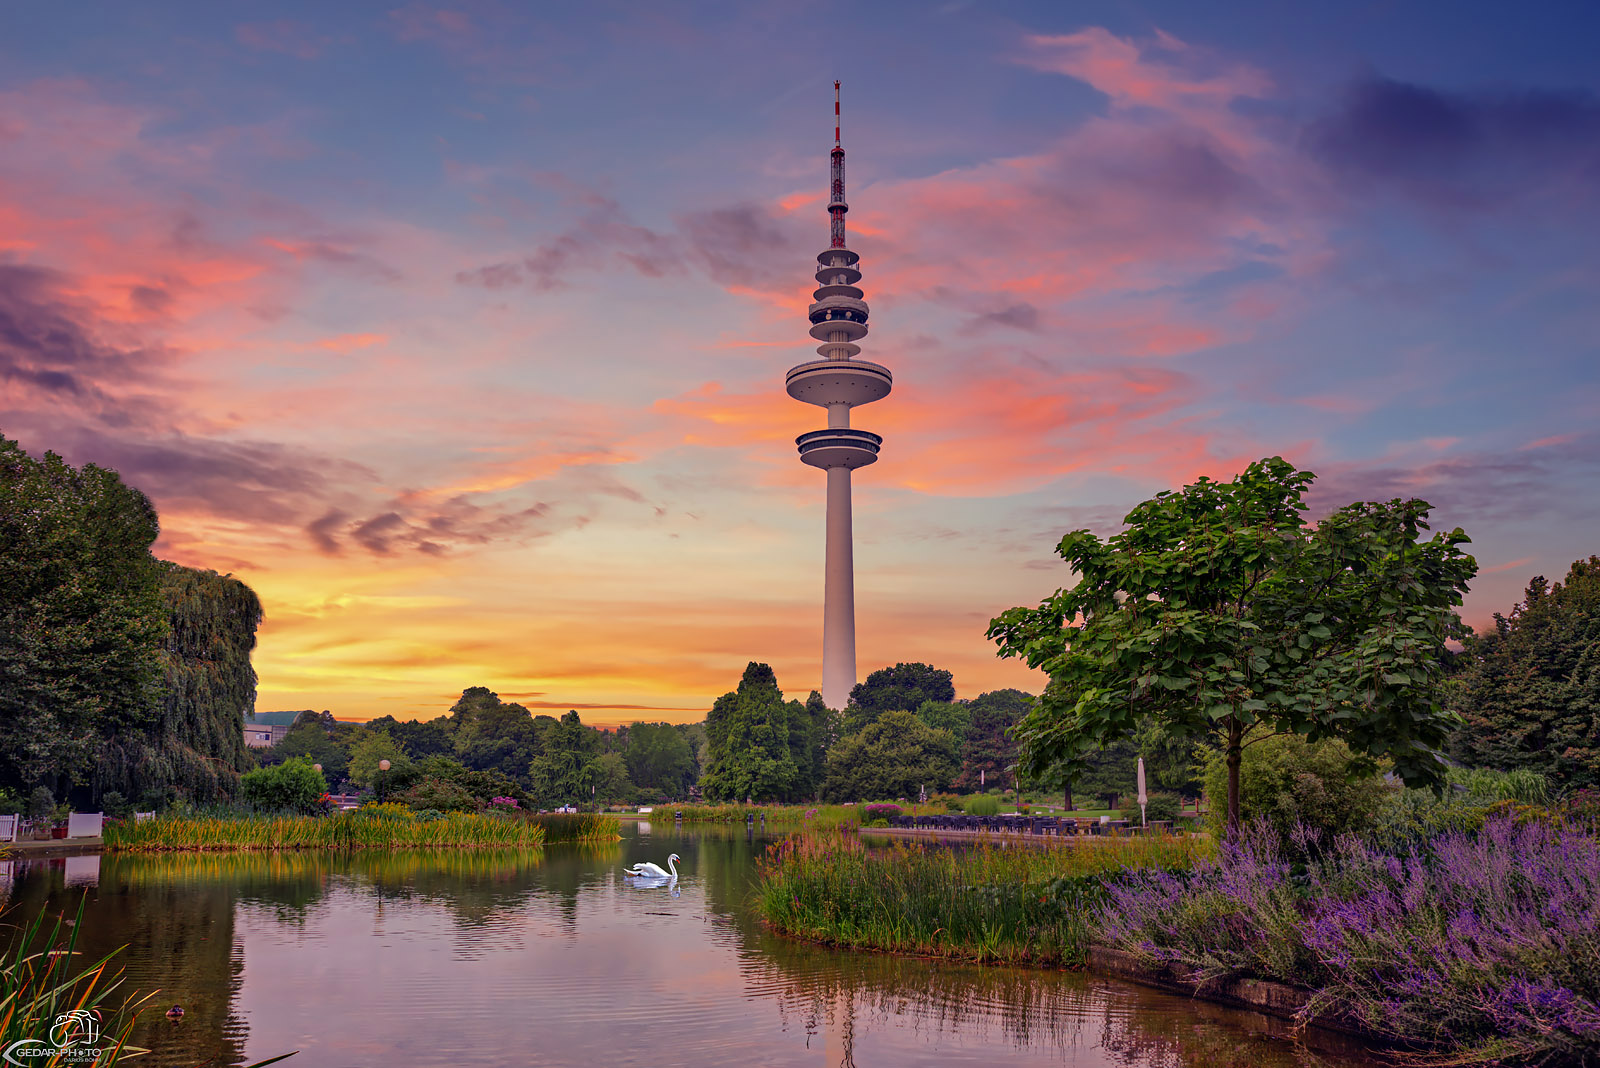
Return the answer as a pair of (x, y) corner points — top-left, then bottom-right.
(785, 83), (891, 711)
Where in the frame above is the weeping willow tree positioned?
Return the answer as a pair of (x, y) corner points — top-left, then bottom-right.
(96, 563), (264, 804)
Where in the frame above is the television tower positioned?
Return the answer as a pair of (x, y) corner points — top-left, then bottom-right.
(785, 82), (892, 711)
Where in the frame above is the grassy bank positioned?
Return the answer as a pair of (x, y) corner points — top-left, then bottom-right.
(756, 828), (1208, 966)
(104, 806), (547, 852)
(668, 803), (946, 828)
(758, 816), (1600, 1066)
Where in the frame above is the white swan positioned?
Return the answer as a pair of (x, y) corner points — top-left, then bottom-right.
(623, 854), (679, 879)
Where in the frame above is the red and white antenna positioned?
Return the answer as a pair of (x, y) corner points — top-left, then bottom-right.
(829, 81), (847, 249)
(834, 79), (841, 147)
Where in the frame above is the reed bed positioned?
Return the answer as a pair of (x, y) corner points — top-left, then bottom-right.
(527, 812), (620, 843)
(756, 828), (1209, 967)
(103, 808), (546, 852)
(105, 847), (546, 887)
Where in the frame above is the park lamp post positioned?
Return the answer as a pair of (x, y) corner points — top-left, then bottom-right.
(377, 759), (390, 804)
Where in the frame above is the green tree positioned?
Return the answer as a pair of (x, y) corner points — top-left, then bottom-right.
(449, 687), (544, 784)
(1200, 734), (1394, 841)
(846, 663), (955, 727)
(623, 722), (697, 798)
(823, 710), (958, 801)
(528, 710), (598, 807)
(264, 714), (356, 784)
(702, 663), (807, 802)
(347, 730), (413, 790)
(367, 714), (455, 759)
(794, 690), (836, 800)
(1450, 558), (1600, 789)
(591, 751), (633, 805)
(953, 689), (1032, 791)
(98, 564), (264, 804)
(989, 457), (1476, 832)
(239, 757), (326, 813)
(0, 435), (166, 792)
(916, 700), (972, 746)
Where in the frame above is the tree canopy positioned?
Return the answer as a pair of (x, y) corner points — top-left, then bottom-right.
(623, 722), (698, 798)
(528, 710), (598, 806)
(99, 564), (264, 804)
(823, 709), (959, 801)
(1451, 558), (1600, 789)
(846, 662), (955, 725)
(952, 689), (1032, 791)
(0, 435), (167, 792)
(989, 457), (1477, 831)
(701, 663), (820, 802)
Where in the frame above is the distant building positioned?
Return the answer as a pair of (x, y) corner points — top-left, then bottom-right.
(242, 710), (304, 748)
(243, 723), (290, 748)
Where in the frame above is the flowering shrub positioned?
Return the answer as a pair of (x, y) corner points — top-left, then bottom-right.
(1097, 817), (1600, 1064)
(488, 796), (521, 810)
(861, 803), (902, 825)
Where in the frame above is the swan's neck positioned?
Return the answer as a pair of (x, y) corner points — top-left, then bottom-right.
(667, 857), (677, 877)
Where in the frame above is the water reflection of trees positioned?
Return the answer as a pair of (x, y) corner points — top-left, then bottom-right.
(7, 859), (248, 1068)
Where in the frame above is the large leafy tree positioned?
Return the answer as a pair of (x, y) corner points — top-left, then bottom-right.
(449, 686), (544, 784)
(701, 663), (811, 802)
(952, 689), (1033, 791)
(367, 714), (456, 759)
(823, 710), (959, 801)
(1451, 558), (1600, 789)
(0, 436), (166, 792)
(989, 457), (1476, 832)
(528, 710), (598, 806)
(916, 700), (972, 746)
(846, 662), (955, 727)
(623, 721), (697, 798)
(99, 563), (264, 803)
(347, 730), (413, 790)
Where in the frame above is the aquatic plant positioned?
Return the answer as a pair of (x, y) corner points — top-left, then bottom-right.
(1097, 816), (1600, 1064)
(527, 813), (619, 843)
(756, 828), (1207, 967)
(102, 809), (546, 851)
(0, 896), (149, 1065)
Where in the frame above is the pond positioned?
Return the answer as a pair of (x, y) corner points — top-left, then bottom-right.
(1, 824), (1379, 1067)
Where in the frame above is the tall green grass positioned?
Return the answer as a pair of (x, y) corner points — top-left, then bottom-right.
(103, 807), (546, 852)
(756, 828), (1210, 967)
(527, 813), (620, 843)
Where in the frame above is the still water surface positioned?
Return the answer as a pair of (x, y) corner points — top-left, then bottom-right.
(2, 825), (1378, 1068)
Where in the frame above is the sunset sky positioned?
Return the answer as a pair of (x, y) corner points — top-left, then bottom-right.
(4, 1), (1598, 725)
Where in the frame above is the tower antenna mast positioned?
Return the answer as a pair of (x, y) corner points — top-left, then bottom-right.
(784, 83), (893, 711)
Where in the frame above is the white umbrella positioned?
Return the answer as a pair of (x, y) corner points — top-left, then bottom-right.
(1136, 756), (1148, 827)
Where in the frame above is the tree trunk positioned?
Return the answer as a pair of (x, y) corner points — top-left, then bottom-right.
(1063, 781), (1074, 813)
(1226, 717), (1243, 836)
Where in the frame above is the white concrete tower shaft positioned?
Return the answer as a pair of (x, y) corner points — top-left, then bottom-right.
(784, 83), (892, 711)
